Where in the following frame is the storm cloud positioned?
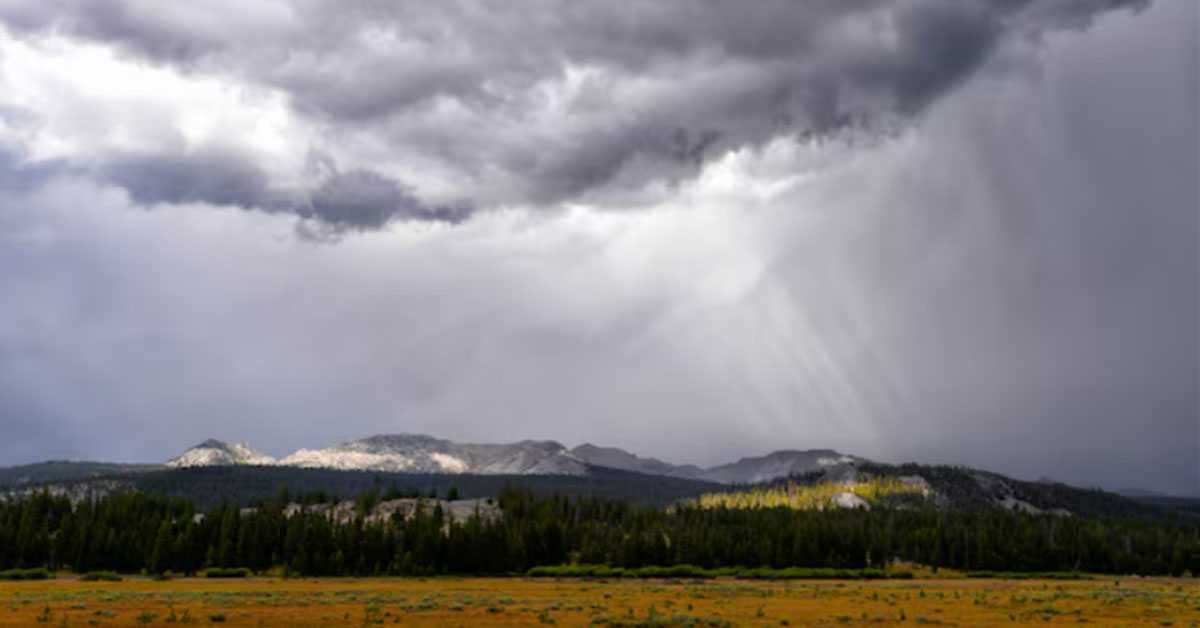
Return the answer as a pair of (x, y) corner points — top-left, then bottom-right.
(0, 0), (1151, 215)
(307, 169), (473, 231)
(98, 146), (271, 208)
(0, 1), (1194, 495)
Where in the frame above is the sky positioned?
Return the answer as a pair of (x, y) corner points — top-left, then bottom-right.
(0, 0), (1195, 494)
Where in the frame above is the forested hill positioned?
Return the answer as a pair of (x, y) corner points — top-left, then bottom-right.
(860, 463), (1172, 520)
(2, 458), (1190, 521)
(0, 461), (163, 488)
(1131, 496), (1200, 517)
(1, 464), (724, 509)
(696, 463), (1184, 521)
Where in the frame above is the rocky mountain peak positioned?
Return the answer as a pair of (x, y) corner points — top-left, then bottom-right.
(166, 439), (275, 468)
(166, 434), (866, 485)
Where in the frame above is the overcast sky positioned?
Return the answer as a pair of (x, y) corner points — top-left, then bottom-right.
(0, 0), (1195, 494)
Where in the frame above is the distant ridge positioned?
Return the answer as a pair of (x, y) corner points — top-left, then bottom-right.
(1, 435), (1190, 520)
(702, 449), (866, 484)
(158, 433), (864, 485)
(279, 434), (589, 476)
(167, 440), (276, 468)
(568, 443), (706, 480)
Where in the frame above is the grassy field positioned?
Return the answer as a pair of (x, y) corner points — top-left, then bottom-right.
(0, 575), (1196, 626)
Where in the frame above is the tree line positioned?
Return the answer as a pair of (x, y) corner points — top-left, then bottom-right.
(0, 487), (1197, 577)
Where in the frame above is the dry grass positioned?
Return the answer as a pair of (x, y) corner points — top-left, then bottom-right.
(0, 574), (1196, 626)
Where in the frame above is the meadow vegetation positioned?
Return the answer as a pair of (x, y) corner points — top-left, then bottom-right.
(527, 565), (916, 580)
(0, 575), (1196, 627)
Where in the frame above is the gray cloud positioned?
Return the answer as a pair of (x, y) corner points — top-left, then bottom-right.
(98, 146), (270, 208)
(0, 0), (1193, 497)
(306, 169), (473, 230)
(0, 0), (1150, 212)
(0, 145), (68, 194)
(90, 148), (470, 229)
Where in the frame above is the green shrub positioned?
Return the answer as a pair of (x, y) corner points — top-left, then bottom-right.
(528, 564), (717, 579)
(631, 565), (715, 579)
(80, 571), (123, 582)
(204, 568), (251, 579)
(526, 564), (910, 581)
(736, 567), (895, 580)
(0, 567), (53, 580)
(966, 571), (1089, 580)
(527, 565), (627, 578)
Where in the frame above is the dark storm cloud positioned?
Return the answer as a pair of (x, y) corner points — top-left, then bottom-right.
(98, 147), (270, 208)
(0, 0), (1150, 212)
(307, 170), (473, 230)
(0, 0), (230, 65)
(90, 148), (469, 228)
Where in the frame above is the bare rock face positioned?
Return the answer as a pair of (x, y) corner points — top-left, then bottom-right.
(282, 497), (501, 529)
(277, 434), (589, 476)
(166, 433), (869, 484)
(697, 450), (868, 484)
(898, 475), (932, 496)
(166, 440), (275, 467)
(831, 491), (871, 510)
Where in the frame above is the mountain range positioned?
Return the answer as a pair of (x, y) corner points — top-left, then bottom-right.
(3, 434), (1195, 520)
(163, 434), (866, 485)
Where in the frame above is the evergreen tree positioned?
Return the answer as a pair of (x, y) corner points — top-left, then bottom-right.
(0, 487), (1197, 577)
(149, 519), (173, 574)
